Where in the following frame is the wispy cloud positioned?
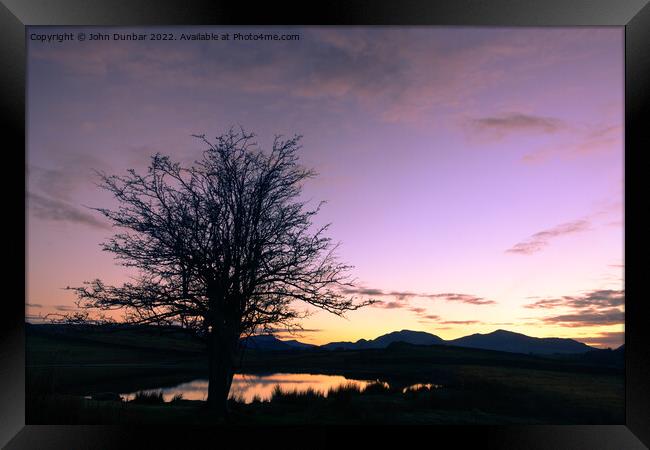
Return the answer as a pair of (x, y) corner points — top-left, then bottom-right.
(525, 289), (624, 310)
(30, 28), (619, 127)
(378, 301), (405, 309)
(522, 124), (622, 163)
(577, 331), (624, 348)
(424, 293), (496, 305)
(439, 320), (481, 325)
(28, 192), (110, 230)
(525, 289), (624, 327)
(345, 287), (496, 307)
(418, 314), (441, 322)
(388, 291), (418, 301)
(28, 150), (109, 201)
(344, 286), (495, 327)
(506, 219), (591, 255)
(54, 304), (78, 312)
(469, 112), (566, 138)
(26, 303), (43, 308)
(540, 309), (623, 327)
(342, 287), (415, 304)
(342, 287), (389, 297)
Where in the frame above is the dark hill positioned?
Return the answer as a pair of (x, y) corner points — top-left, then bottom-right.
(241, 334), (316, 351)
(321, 329), (444, 351)
(448, 329), (595, 355)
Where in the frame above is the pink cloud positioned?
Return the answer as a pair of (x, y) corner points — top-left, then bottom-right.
(523, 124), (622, 163)
(506, 219), (591, 255)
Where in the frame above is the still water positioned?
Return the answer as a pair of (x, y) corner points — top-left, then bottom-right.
(121, 373), (380, 403)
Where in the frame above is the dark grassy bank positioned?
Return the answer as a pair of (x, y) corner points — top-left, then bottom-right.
(27, 323), (207, 395)
(27, 380), (621, 425)
(26, 324), (624, 425)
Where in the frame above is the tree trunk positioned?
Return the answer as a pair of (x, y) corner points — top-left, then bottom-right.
(207, 324), (237, 418)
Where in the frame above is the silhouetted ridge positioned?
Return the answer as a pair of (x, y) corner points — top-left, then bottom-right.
(318, 328), (597, 355)
(448, 329), (594, 355)
(320, 329), (444, 350)
(29, 323), (601, 355)
(240, 334), (316, 351)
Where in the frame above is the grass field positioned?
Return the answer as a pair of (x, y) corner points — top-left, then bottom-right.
(26, 324), (624, 425)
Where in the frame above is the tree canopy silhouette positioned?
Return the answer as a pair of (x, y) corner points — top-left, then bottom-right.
(69, 128), (372, 415)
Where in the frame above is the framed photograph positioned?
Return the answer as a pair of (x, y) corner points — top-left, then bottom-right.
(3, 0), (649, 448)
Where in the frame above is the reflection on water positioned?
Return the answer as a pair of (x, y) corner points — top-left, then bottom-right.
(402, 383), (442, 393)
(121, 373), (376, 403)
(121, 373), (444, 403)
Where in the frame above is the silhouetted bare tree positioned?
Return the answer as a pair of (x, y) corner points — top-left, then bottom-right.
(69, 128), (372, 416)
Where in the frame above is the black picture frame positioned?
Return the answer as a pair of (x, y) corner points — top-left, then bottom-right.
(3, 0), (648, 448)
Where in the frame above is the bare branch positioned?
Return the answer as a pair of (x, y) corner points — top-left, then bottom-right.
(67, 128), (369, 342)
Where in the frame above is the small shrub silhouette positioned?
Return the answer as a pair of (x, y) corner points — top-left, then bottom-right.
(169, 393), (184, 403)
(131, 391), (165, 404)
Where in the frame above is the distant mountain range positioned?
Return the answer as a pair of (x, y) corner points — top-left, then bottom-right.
(244, 329), (606, 355)
(320, 330), (445, 351)
(447, 329), (594, 354)
(27, 322), (613, 356)
(241, 334), (318, 351)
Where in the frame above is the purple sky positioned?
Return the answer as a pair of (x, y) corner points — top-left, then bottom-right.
(26, 27), (624, 347)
